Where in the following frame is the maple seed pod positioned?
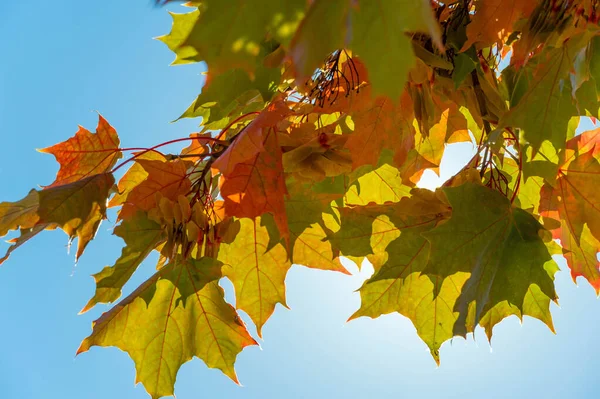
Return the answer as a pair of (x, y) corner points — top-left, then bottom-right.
(192, 202), (208, 229)
(173, 201), (183, 225)
(186, 220), (201, 243)
(159, 197), (174, 222)
(178, 195), (191, 221)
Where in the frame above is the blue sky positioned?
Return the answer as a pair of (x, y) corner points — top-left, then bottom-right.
(1, 2), (599, 398)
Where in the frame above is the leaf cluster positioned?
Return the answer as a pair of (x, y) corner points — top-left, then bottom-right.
(2, 1), (600, 398)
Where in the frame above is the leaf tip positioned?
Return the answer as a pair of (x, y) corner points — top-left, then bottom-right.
(78, 300), (95, 315)
(75, 341), (89, 357)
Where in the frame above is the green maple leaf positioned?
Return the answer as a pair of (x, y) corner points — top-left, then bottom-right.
(81, 211), (166, 313)
(78, 255), (257, 399)
(349, 190), (463, 362)
(157, 8), (203, 65)
(350, 0), (440, 100)
(218, 217), (291, 336)
(285, 181), (349, 274)
(290, 0), (441, 99)
(501, 31), (595, 152)
(422, 182), (557, 336)
(176, 40), (283, 128)
(175, 1), (305, 74)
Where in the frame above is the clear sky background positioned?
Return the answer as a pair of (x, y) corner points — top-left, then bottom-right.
(1, 2), (599, 399)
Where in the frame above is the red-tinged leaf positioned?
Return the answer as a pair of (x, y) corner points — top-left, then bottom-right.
(213, 102), (292, 239)
(540, 134), (600, 291)
(281, 124), (352, 182)
(461, 0), (537, 51)
(346, 91), (415, 169)
(108, 151), (167, 208)
(213, 101), (292, 175)
(120, 159), (192, 220)
(180, 132), (211, 161)
(40, 115), (122, 187)
(218, 129), (289, 240)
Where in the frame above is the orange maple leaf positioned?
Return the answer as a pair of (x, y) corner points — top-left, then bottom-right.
(40, 115), (122, 187)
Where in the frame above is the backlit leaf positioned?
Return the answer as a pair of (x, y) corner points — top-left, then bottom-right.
(423, 183), (557, 336)
(39, 115), (121, 187)
(78, 256), (257, 399)
(81, 211), (166, 313)
(218, 217), (291, 335)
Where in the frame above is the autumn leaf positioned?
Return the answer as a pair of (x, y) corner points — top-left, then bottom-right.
(290, 0), (441, 99)
(0, 189), (39, 238)
(39, 115), (121, 187)
(213, 102), (292, 239)
(78, 255), (257, 399)
(540, 132), (600, 291)
(6, 3), (600, 397)
(462, 0), (537, 51)
(281, 124), (352, 182)
(344, 161), (412, 205)
(109, 151), (167, 208)
(119, 159), (192, 220)
(346, 90), (415, 169)
(289, 0), (350, 88)
(1, 173), (114, 264)
(350, 0), (441, 99)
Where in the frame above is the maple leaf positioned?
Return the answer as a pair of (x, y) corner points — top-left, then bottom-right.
(346, 90), (415, 169)
(501, 31), (595, 151)
(462, 0), (537, 51)
(81, 211), (166, 313)
(174, 1), (305, 74)
(344, 160), (412, 206)
(8, 3), (600, 396)
(290, 0), (442, 99)
(540, 131), (600, 291)
(213, 101), (292, 239)
(109, 151), (167, 208)
(39, 115), (122, 187)
(285, 180), (348, 274)
(350, 0), (441, 100)
(218, 217), (291, 335)
(1, 173), (114, 264)
(348, 190), (463, 362)
(0, 189), (39, 238)
(281, 124), (352, 182)
(119, 159), (192, 220)
(78, 255), (257, 399)
(422, 182), (557, 336)
(289, 0), (350, 88)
